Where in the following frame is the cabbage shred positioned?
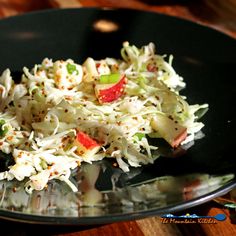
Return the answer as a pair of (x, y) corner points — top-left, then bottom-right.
(0, 42), (208, 193)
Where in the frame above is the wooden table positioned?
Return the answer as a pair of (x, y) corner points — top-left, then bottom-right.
(0, 0), (235, 235)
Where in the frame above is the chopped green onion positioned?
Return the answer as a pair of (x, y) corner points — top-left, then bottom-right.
(100, 73), (120, 84)
(67, 63), (78, 75)
(0, 120), (5, 126)
(134, 132), (145, 141)
(0, 120), (8, 137)
(40, 160), (48, 169)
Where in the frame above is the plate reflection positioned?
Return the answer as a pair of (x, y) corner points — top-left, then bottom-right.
(0, 161), (234, 218)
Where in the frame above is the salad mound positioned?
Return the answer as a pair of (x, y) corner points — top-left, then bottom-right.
(0, 42), (208, 193)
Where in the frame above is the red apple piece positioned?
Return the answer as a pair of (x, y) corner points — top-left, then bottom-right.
(95, 75), (127, 103)
(147, 63), (158, 72)
(74, 131), (100, 158)
(151, 114), (187, 148)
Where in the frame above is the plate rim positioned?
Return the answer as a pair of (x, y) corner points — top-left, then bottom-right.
(0, 7), (235, 41)
(0, 7), (235, 225)
(0, 180), (235, 225)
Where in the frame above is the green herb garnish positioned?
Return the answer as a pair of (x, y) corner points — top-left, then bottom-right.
(67, 63), (78, 75)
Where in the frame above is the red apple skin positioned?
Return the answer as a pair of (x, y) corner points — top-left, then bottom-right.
(76, 131), (99, 149)
(95, 75), (127, 103)
(171, 128), (187, 148)
(73, 131), (100, 157)
(151, 115), (188, 149)
(147, 63), (158, 72)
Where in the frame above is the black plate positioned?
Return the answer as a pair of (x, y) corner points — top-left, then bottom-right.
(0, 8), (235, 225)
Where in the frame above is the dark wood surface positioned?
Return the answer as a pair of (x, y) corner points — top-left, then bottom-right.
(0, 201), (235, 236)
(0, 0), (235, 235)
(0, 0), (236, 38)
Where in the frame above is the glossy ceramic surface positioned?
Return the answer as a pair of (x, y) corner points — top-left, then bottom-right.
(0, 8), (235, 224)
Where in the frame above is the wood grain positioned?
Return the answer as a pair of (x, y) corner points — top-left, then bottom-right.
(1, 0), (235, 38)
(49, 0), (236, 38)
(0, 202), (234, 236)
(0, 1), (235, 235)
(0, 0), (51, 17)
(136, 217), (182, 236)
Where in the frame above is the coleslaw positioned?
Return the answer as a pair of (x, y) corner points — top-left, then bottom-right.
(0, 42), (208, 193)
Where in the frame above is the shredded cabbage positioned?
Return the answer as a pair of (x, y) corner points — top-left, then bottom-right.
(0, 42), (208, 193)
